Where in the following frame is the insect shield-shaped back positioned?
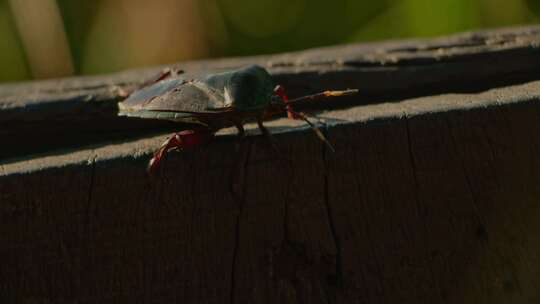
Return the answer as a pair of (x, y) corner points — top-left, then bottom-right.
(205, 65), (275, 111)
(118, 77), (224, 120)
(118, 65), (275, 121)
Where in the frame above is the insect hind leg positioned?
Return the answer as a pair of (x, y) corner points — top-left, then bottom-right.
(148, 129), (214, 173)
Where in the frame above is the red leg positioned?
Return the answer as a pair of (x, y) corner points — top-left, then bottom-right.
(274, 85), (335, 152)
(274, 85), (302, 120)
(148, 129), (214, 173)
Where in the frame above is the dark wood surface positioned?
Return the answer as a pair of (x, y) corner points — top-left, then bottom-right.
(2, 26), (540, 303)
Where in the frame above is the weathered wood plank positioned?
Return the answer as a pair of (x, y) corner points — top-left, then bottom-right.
(3, 78), (540, 303)
(2, 26), (540, 303)
(2, 25), (540, 159)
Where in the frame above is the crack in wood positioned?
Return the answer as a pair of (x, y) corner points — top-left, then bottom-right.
(404, 117), (450, 304)
(477, 111), (525, 296)
(84, 154), (96, 237)
(229, 141), (252, 304)
(322, 126), (344, 298)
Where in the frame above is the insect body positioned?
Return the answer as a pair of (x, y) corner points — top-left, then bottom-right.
(118, 65), (357, 172)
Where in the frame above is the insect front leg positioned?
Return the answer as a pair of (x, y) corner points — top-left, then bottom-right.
(274, 84), (335, 152)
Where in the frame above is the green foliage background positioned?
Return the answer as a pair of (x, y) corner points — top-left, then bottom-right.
(0, 0), (538, 82)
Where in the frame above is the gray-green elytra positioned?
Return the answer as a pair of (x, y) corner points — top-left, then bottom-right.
(118, 65), (358, 172)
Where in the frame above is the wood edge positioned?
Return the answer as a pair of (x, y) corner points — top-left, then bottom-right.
(3, 79), (539, 177)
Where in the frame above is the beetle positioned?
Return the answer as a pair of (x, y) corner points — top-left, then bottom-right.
(118, 65), (357, 172)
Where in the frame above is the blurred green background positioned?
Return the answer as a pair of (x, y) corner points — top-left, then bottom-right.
(1, 0), (538, 82)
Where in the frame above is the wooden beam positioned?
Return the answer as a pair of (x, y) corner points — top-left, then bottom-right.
(2, 25), (540, 159)
(2, 26), (540, 303)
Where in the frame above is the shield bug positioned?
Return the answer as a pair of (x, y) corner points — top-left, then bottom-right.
(118, 65), (357, 172)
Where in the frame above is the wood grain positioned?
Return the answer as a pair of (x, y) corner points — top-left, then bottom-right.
(2, 26), (540, 303)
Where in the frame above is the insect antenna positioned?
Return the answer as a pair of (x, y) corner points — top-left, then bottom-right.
(287, 107), (335, 152)
(274, 85), (337, 152)
(286, 89), (359, 107)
